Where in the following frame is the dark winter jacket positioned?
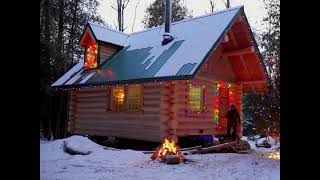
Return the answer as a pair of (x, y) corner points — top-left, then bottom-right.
(226, 109), (241, 126)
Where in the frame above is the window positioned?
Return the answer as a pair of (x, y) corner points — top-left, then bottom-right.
(109, 85), (142, 112)
(188, 84), (204, 111)
(111, 87), (125, 111)
(126, 85), (142, 111)
(84, 42), (98, 70)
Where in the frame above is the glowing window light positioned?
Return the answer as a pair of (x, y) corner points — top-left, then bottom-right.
(111, 87), (125, 110)
(188, 84), (203, 111)
(126, 85), (141, 111)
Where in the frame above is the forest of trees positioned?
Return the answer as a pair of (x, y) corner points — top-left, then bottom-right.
(242, 0), (280, 137)
(40, 0), (105, 140)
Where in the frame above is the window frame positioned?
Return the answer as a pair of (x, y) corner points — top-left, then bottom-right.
(108, 85), (143, 113)
(187, 84), (206, 115)
(126, 85), (143, 112)
(110, 86), (126, 111)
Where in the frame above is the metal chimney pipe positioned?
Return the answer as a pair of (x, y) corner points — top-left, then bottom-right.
(162, 0), (174, 45)
(164, 0), (172, 33)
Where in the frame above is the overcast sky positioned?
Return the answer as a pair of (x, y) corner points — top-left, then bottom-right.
(98, 0), (267, 33)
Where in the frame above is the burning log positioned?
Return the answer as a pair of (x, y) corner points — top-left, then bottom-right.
(150, 138), (186, 164)
(163, 155), (180, 164)
(143, 145), (202, 154)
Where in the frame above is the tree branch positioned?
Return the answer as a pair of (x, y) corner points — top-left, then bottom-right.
(111, 6), (118, 11)
(219, 0), (228, 8)
(209, 0), (215, 12)
(123, 0), (130, 9)
(112, 20), (118, 30)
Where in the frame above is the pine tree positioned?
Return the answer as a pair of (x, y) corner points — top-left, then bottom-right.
(242, 0), (280, 137)
(142, 0), (191, 28)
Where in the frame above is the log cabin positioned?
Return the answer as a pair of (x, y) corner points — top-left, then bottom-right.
(52, 6), (268, 143)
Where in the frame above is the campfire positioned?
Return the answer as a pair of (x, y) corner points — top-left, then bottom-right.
(268, 150), (280, 160)
(151, 138), (186, 164)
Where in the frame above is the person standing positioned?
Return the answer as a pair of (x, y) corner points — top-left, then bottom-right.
(225, 104), (241, 141)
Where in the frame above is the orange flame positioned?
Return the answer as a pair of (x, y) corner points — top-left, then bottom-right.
(151, 138), (184, 161)
(158, 139), (178, 157)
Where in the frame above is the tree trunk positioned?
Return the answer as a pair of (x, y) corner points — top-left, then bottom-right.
(121, 4), (124, 31)
(44, 0), (51, 43)
(57, 0), (64, 62)
(226, 0), (230, 8)
(44, 0), (52, 140)
(47, 94), (53, 140)
(40, 0), (45, 26)
(209, 0), (214, 12)
(117, 0), (122, 31)
(67, 0), (79, 65)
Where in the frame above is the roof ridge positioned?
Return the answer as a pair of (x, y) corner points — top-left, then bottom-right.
(88, 22), (129, 37)
(129, 6), (243, 36)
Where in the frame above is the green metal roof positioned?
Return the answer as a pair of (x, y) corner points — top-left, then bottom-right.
(52, 6), (267, 88)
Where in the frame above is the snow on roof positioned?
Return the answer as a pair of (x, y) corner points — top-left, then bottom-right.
(52, 6), (246, 87)
(88, 22), (129, 47)
(51, 59), (84, 86)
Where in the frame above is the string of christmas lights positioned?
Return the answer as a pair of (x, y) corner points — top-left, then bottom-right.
(213, 82), (220, 127)
(84, 42), (98, 70)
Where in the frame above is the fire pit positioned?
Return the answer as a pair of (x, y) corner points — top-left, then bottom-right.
(150, 138), (186, 164)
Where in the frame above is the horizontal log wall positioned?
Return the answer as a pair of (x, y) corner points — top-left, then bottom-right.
(172, 79), (218, 137)
(68, 83), (162, 142)
(175, 75), (243, 137)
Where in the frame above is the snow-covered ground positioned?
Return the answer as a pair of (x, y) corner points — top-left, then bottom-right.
(40, 136), (280, 180)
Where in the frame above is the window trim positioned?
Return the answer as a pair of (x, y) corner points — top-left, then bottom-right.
(126, 85), (143, 112)
(110, 86), (126, 111)
(108, 85), (143, 113)
(187, 84), (206, 115)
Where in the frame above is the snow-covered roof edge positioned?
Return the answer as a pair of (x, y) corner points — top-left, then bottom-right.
(128, 6), (244, 36)
(51, 60), (84, 87)
(88, 22), (129, 37)
(84, 22), (129, 47)
(189, 6), (244, 78)
(80, 6), (244, 48)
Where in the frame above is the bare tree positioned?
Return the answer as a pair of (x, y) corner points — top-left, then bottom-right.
(111, 0), (130, 32)
(131, 0), (140, 32)
(57, 0), (64, 67)
(219, 0), (230, 8)
(226, 0), (230, 8)
(209, 0), (215, 12)
(66, 0), (80, 65)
